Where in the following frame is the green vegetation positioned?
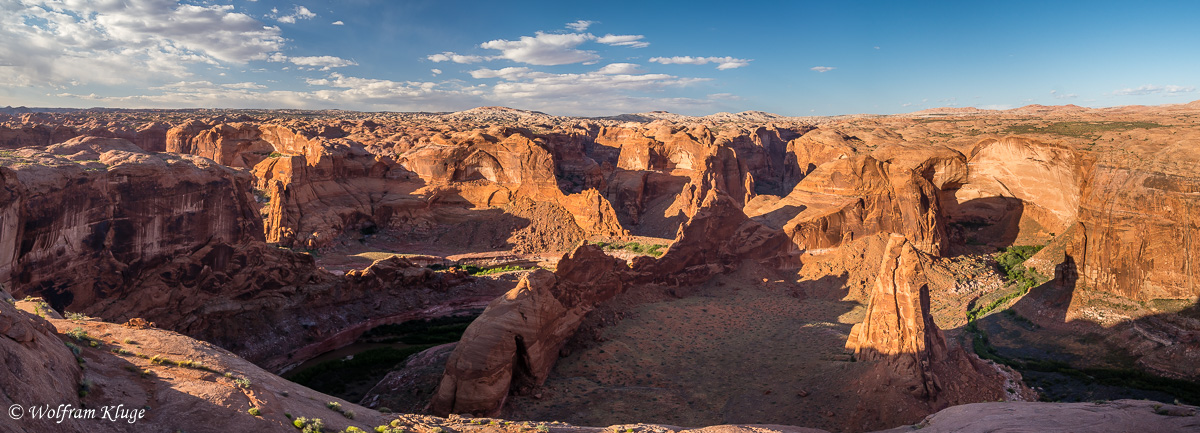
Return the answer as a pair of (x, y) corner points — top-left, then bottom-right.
(1004, 121), (1164, 138)
(592, 241), (667, 257)
(22, 297), (52, 318)
(78, 378), (92, 398)
(326, 401), (354, 419)
(996, 244), (1047, 291)
(288, 347), (431, 397)
(65, 312), (90, 321)
(360, 314), (477, 345)
(269, 151), (284, 158)
(458, 264), (537, 275)
(343, 427), (367, 433)
(293, 417), (325, 433)
(234, 377), (252, 389)
(248, 407), (261, 416)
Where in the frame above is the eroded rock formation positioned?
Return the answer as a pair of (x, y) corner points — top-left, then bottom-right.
(431, 245), (629, 416)
(845, 234), (1014, 430)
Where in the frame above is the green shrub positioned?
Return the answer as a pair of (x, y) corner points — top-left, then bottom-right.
(234, 377), (252, 389)
(65, 312), (89, 321)
(248, 407), (261, 416)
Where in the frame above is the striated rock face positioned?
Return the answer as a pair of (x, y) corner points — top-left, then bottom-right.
(0, 136), (264, 313)
(1073, 165), (1200, 300)
(844, 234), (1013, 430)
(431, 245), (629, 416)
(745, 155), (946, 255)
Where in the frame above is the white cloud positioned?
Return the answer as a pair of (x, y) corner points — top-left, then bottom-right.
(276, 5), (316, 24)
(480, 32), (599, 65)
(431, 68), (442, 76)
(810, 66), (835, 73)
(565, 20), (595, 32)
(466, 66), (714, 115)
(595, 63), (644, 75)
(0, 0), (285, 87)
(288, 55), (357, 70)
(470, 67), (531, 79)
(427, 51), (493, 64)
(1050, 90), (1078, 99)
(1112, 84), (1196, 96)
(596, 34), (648, 48)
(331, 20), (344, 26)
(648, 56), (752, 70)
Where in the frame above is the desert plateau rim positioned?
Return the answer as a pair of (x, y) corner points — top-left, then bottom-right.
(2, 102), (1200, 433)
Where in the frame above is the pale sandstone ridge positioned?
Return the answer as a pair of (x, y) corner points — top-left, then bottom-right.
(431, 245), (629, 416)
(844, 234), (1018, 430)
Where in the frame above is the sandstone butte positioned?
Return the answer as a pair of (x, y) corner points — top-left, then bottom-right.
(0, 102), (1199, 432)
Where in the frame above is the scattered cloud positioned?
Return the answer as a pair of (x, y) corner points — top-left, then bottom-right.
(58, 73), (486, 111)
(1112, 84), (1196, 96)
(480, 32), (599, 65)
(810, 66), (835, 73)
(427, 51), (493, 64)
(469, 67), (531, 79)
(275, 5), (316, 24)
(431, 68), (442, 76)
(467, 67), (713, 115)
(288, 55), (358, 70)
(595, 63), (645, 75)
(648, 56), (752, 70)
(565, 20), (596, 32)
(596, 34), (648, 48)
(1050, 90), (1078, 99)
(0, 0), (285, 87)
(332, 20), (344, 26)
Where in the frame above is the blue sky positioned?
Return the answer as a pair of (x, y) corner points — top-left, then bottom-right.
(1, 0), (1197, 116)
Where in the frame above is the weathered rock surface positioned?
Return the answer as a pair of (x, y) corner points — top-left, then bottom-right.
(0, 298), (82, 433)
